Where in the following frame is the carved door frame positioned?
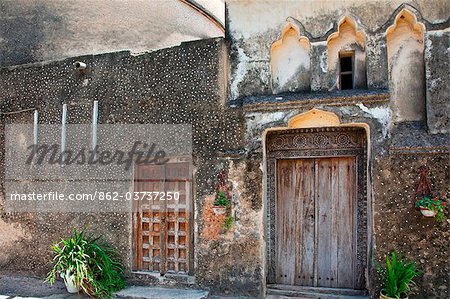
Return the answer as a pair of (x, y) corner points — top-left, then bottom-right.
(265, 126), (368, 289)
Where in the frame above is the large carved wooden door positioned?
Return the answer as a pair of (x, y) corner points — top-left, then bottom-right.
(267, 127), (367, 291)
(276, 157), (357, 288)
(132, 161), (192, 275)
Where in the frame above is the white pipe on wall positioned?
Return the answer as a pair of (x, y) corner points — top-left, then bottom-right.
(33, 110), (38, 146)
(92, 101), (98, 151)
(61, 104), (67, 155)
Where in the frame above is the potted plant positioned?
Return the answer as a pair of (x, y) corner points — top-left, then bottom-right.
(212, 190), (231, 215)
(377, 250), (421, 299)
(46, 229), (126, 297)
(414, 195), (446, 222)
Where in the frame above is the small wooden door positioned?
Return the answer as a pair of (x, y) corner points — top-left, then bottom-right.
(132, 161), (192, 275)
(276, 157), (357, 288)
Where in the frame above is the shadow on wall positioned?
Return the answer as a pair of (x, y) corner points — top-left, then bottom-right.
(0, 2), (62, 66)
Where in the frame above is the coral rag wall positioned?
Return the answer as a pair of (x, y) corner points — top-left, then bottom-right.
(374, 153), (450, 298)
(0, 0), (449, 298)
(226, 1), (450, 298)
(227, 0), (450, 99)
(0, 38), (263, 296)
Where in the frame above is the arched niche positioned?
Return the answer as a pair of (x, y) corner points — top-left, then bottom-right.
(286, 108), (371, 144)
(327, 16), (367, 89)
(288, 108), (341, 128)
(271, 22), (311, 94)
(386, 9), (426, 122)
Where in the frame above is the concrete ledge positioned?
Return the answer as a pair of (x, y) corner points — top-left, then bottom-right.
(231, 89), (390, 112)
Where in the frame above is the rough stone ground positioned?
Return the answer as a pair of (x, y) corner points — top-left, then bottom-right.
(0, 275), (367, 299)
(0, 275), (71, 298)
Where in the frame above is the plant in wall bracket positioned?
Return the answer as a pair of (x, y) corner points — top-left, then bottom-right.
(212, 170), (232, 216)
(210, 169), (235, 230)
(411, 166), (447, 222)
(213, 190), (231, 215)
(46, 229), (126, 298)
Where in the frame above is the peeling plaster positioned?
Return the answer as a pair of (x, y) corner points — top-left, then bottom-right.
(231, 48), (250, 100)
(245, 112), (286, 138)
(319, 50), (328, 73)
(357, 103), (391, 137)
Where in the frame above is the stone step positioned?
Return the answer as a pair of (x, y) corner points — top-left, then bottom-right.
(114, 286), (209, 299)
(267, 285), (368, 299)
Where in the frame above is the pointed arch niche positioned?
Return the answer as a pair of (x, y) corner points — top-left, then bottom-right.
(327, 17), (367, 89)
(271, 22), (311, 94)
(386, 9), (426, 122)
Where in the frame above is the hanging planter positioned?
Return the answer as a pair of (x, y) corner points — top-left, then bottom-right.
(411, 166), (447, 222)
(415, 196), (446, 221)
(419, 206), (437, 218)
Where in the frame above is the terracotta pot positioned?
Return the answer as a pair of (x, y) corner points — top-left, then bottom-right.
(212, 206), (226, 215)
(420, 206), (437, 217)
(380, 291), (408, 299)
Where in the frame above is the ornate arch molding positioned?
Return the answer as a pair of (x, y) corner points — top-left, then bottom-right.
(285, 109), (370, 138)
(271, 20), (311, 52)
(380, 4), (429, 33)
(327, 16), (366, 49)
(386, 8), (425, 39)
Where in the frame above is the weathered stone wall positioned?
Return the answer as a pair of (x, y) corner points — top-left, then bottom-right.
(227, 1), (450, 133)
(239, 97), (450, 298)
(425, 28), (450, 134)
(227, 0), (449, 96)
(373, 153), (450, 298)
(0, 38), (265, 296)
(0, 2), (449, 298)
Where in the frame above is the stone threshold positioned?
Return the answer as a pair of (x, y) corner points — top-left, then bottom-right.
(267, 284), (368, 299)
(115, 286), (209, 299)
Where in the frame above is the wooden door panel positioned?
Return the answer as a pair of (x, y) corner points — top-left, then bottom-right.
(134, 165), (165, 272)
(294, 159), (315, 286)
(276, 159), (297, 285)
(316, 158), (333, 287)
(133, 161), (191, 275)
(275, 156), (357, 289)
(336, 157), (356, 288)
(276, 159), (315, 286)
(316, 157), (357, 288)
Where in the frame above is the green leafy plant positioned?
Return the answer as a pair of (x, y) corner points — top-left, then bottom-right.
(46, 229), (126, 298)
(214, 190), (231, 208)
(377, 250), (421, 299)
(223, 216), (234, 229)
(415, 195), (447, 222)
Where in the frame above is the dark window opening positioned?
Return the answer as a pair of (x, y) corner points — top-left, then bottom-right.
(339, 53), (354, 90)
